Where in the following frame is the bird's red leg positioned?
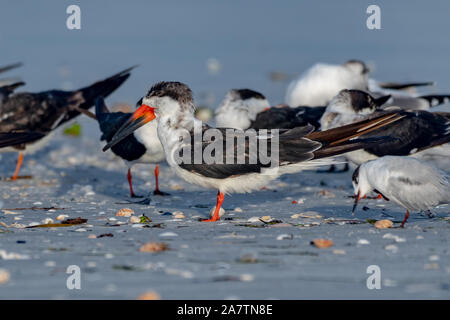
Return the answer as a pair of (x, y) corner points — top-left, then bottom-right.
(127, 168), (139, 198)
(400, 210), (410, 228)
(11, 152), (24, 181)
(153, 165), (170, 196)
(202, 191), (225, 222)
(154, 165), (160, 193)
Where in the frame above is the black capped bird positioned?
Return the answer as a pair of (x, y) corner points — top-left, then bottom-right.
(0, 66), (134, 180)
(320, 89), (450, 168)
(95, 97), (167, 198)
(352, 156), (450, 228)
(215, 88), (325, 130)
(104, 81), (405, 222)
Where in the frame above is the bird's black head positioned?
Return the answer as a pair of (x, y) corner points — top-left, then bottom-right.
(146, 81), (194, 107)
(341, 89), (390, 113)
(230, 89), (266, 101)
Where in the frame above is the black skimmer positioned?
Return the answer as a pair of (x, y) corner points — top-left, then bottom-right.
(352, 156), (450, 227)
(215, 88), (325, 130)
(320, 89), (450, 167)
(0, 66), (134, 180)
(104, 81), (404, 222)
(0, 132), (44, 148)
(95, 97), (167, 198)
(285, 60), (450, 110)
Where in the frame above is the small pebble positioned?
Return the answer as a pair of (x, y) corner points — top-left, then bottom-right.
(41, 218), (54, 225)
(115, 208), (134, 217)
(234, 207), (243, 213)
(276, 234), (293, 240)
(75, 228), (87, 232)
(332, 249), (346, 255)
(357, 239), (370, 245)
(159, 232), (178, 237)
(382, 233), (406, 243)
(88, 234), (97, 239)
(385, 244), (399, 253)
(239, 274), (254, 282)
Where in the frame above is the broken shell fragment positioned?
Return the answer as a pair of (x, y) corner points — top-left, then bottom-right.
(374, 219), (393, 229)
(0, 269), (10, 285)
(311, 238), (334, 248)
(55, 214), (69, 221)
(139, 242), (169, 253)
(129, 216), (140, 224)
(116, 208), (134, 217)
(137, 290), (161, 300)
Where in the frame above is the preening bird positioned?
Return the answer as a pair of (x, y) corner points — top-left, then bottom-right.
(352, 156), (450, 227)
(104, 81), (404, 222)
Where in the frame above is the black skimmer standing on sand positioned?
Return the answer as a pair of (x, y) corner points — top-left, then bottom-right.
(215, 88), (326, 130)
(0, 66), (134, 180)
(320, 89), (450, 168)
(285, 60), (450, 110)
(95, 97), (168, 198)
(104, 81), (405, 222)
(352, 156), (450, 227)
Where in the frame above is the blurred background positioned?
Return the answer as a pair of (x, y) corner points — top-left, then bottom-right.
(1, 0), (450, 108)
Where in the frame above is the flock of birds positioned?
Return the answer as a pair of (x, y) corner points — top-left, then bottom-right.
(1, 60), (449, 227)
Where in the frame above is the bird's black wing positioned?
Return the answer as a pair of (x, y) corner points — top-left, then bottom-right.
(361, 111), (450, 156)
(250, 106), (326, 130)
(0, 67), (135, 134)
(178, 123), (323, 179)
(0, 132), (44, 148)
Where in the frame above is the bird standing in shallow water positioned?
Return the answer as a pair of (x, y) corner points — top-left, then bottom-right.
(352, 156), (450, 228)
(104, 81), (404, 222)
(95, 97), (168, 199)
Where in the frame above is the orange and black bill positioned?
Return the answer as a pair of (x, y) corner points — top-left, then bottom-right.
(352, 191), (360, 214)
(103, 104), (156, 151)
